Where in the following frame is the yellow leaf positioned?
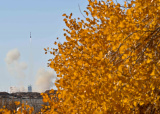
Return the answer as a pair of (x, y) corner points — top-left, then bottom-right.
(92, 73), (96, 77)
(62, 13), (66, 16)
(140, 101), (144, 106)
(151, 65), (155, 76)
(98, 51), (103, 59)
(124, 1), (127, 7)
(77, 60), (82, 65)
(15, 101), (20, 105)
(54, 41), (57, 45)
(108, 74), (112, 78)
(123, 98), (128, 103)
(133, 101), (137, 106)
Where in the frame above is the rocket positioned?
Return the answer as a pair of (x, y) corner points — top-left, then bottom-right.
(30, 32), (31, 39)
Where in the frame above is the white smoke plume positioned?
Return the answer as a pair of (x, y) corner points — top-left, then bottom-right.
(5, 48), (20, 64)
(5, 48), (27, 79)
(35, 68), (56, 92)
(5, 48), (56, 93)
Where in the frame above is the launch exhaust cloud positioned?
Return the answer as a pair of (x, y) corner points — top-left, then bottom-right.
(5, 48), (27, 79)
(4, 48), (57, 93)
(5, 48), (20, 64)
(10, 86), (27, 93)
(35, 68), (56, 92)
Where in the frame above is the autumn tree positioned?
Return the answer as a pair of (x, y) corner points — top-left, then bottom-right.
(44, 0), (160, 113)
(0, 101), (34, 114)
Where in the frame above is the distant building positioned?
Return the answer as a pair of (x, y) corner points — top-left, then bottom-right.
(0, 92), (43, 113)
(10, 86), (18, 93)
(0, 92), (9, 98)
(28, 85), (32, 92)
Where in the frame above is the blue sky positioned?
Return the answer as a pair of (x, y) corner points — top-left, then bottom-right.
(0, 0), (90, 92)
(0, 0), (124, 92)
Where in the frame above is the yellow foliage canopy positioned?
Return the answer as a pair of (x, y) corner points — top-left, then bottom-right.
(46, 0), (160, 113)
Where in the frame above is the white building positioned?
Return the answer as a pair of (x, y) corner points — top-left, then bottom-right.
(10, 86), (18, 93)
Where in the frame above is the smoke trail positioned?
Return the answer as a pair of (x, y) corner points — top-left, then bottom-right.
(29, 34), (33, 85)
(5, 48), (27, 79)
(30, 37), (31, 44)
(35, 68), (56, 92)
